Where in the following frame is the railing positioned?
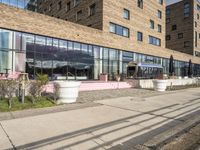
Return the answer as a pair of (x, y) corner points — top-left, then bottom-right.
(66, 72), (75, 80)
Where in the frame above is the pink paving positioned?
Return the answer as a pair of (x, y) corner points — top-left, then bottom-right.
(79, 81), (133, 92)
(43, 81), (134, 93)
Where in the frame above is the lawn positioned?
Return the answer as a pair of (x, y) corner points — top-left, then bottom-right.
(0, 97), (57, 112)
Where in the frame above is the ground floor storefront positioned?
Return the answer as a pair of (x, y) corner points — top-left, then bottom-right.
(0, 28), (200, 80)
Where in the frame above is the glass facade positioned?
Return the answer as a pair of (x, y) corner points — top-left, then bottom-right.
(0, 28), (200, 80)
(0, 0), (37, 11)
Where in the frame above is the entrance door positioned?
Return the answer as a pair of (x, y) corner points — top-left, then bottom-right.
(127, 66), (136, 78)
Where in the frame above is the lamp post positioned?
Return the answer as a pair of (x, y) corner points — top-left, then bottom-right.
(19, 73), (29, 104)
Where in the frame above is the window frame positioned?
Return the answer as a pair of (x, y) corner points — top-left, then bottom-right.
(123, 8), (130, 20)
(137, 32), (143, 42)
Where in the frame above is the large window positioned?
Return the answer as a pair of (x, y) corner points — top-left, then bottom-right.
(166, 35), (171, 41)
(184, 41), (190, 48)
(109, 23), (129, 37)
(137, 32), (143, 41)
(172, 25), (177, 31)
(74, 0), (81, 6)
(150, 20), (154, 29)
(89, 3), (96, 16)
(158, 0), (163, 5)
(137, 0), (143, 9)
(197, 4), (200, 11)
(157, 10), (162, 19)
(158, 24), (162, 33)
(66, 2), (71, 12)
(76, 10), (83, 21)
(184, 2), (190, 18)
(178, 33), (183, 39)
(149, 36), (161, 46)
(0, 28), (199, 79)
(166, 8), (170, 17)
(123, 9), (130, 20)
(57, 1), (62, 11)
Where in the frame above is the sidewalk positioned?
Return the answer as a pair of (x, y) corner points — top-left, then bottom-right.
(0, 88), (200, 150)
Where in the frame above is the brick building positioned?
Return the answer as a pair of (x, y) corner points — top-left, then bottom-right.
(166, 0), (200, 57)
(0, 0), (200, 80)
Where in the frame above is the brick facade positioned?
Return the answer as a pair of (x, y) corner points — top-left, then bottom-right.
(0, 3), (200, 64)
(166, 0), (200, 57)
(37, 0), (103, 30)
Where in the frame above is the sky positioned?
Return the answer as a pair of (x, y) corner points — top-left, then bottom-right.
(166, 0), (182, 5)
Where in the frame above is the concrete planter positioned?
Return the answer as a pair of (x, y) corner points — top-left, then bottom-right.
(153, 80), (168, 92)
(55, 81), (81, 104)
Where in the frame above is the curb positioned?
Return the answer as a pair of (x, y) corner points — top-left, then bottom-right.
(0, 102), (101, 121)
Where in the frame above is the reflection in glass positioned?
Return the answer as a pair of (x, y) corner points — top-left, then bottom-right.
(0, 50), (9, 73)
(0, 28), (199, 79)
(74, 42), (81, 51)
(59, 40), (68, 51)
(13, 32), (21, 50)
(81, 44), (88, 53)
(22, 33), (35, 51)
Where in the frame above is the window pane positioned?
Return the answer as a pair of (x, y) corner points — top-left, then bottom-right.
(10, 0), (18, 7)
(123, 28), (129, 37)
(93, 46), (100, 58)
(53, 39), (59, 47)
(18, 0), (25, 8)
(109, 23), (115, 33)
(36, 36), (46, 45)
(22, 33), (34, 51)
(81, 44), (88, 53)
(59, 40), (68, 50)
(68, 41), (73, 50)
(74, 42), (81, 50)
(0, 29), (13, 49)
(13, 32), (21, 50)
(2, 0), (9, 5)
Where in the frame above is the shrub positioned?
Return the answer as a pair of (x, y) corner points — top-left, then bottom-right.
(0, 80), (18, 108)
(0, 80), (7, 100)
(36, 74), (49, 86)
(28, 74), (49, 103)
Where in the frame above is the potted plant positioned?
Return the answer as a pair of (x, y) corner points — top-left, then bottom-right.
(54, 80), (81, 104)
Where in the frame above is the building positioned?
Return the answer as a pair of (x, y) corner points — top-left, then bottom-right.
(166, 0), (200, 57)
(0, 0), (200, 80)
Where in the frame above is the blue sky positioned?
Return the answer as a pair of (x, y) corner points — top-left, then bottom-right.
(166, 0), (182, 5)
